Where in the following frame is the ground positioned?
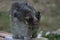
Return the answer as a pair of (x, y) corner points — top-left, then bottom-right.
(0, 31), (48, 40)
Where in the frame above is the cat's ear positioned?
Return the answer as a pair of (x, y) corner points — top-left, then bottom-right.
(35, 11), (41, 20)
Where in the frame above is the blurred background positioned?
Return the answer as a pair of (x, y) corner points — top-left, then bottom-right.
(0, 0), (60, 33)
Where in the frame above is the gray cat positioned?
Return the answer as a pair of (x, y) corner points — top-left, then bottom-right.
(9, 2), (41, 40)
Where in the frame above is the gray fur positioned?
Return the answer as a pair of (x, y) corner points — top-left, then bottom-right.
(10, 2), (41, 40)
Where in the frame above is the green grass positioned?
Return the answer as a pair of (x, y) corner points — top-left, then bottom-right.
(42, 32), (60, 40)
(0, 11), (10, 32)
(39, 15), (60, 31)
(33, 0), (40, 3)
